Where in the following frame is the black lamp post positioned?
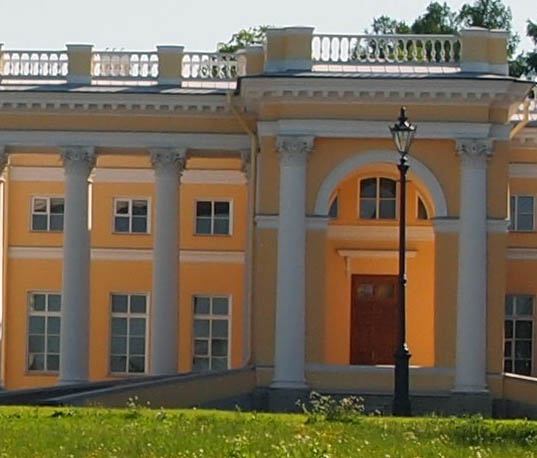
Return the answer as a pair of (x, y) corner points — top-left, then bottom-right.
(389, 106), (416, 417)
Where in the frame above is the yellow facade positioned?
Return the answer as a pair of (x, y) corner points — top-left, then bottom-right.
(0, 25), (536, 414)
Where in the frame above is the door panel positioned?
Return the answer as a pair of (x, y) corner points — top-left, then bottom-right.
(350, 275), (398, 365)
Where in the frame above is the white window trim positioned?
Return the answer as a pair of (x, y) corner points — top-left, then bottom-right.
(509, 195), (535, 232)
(112, 197), (151, 235)
(109, 292), (150, 375)
(30, 195), (65, 232)
(192, 294), (232, 371)
(505, 294), (535, 377)
(357, 176), (398, 221)
(194, 199), (234, 236)
(26, 291), (62, 374)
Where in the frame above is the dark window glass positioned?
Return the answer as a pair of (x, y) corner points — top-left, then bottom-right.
(360, 178), (376, 198)
(329, 197), (338, 219)
(417, 197), (428, 220)
(196, 201), (212, 217)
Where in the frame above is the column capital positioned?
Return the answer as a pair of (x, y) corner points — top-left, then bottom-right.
(456, 139), (493, 169)
(150, 147), (187, 174)
(59, 146), (96, 175)
(276, 136), (314, 167)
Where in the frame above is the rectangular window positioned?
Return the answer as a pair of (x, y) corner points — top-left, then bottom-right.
(114, 199), (149, 234)
(509, 195), (534, 231)
(110, 293), (148, 374)
(505, 295), (534, 376)
(359, 178), (396, 220)
(192, 296), (230, 372)
(28, 292), (61, 372)
(195, 201), (231, 235)
(31, 197), (64, 231)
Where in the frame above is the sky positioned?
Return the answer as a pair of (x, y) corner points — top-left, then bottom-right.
(0, 0), (534, 53)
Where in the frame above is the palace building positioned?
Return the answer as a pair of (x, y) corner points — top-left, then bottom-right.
(0, 26), (536, 414)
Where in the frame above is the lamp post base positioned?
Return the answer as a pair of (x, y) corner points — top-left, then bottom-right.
(392, 346), (412, 416)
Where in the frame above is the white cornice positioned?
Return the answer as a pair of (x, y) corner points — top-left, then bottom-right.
(10, 166), (64, 181)
(337, 249), (417, 259)
(0, 131), (250, 151)
(0, 91), (231, 115)
(433, 218), (510, 233)
(181, 169), (247, 185)
(92, 168), (154, 183)
(255, 215), (330, 231)
(327, 225), (435, 242)
(241, 77), (528, 109)
(257, 120), (511, 141)
(8, 246), (245, 263)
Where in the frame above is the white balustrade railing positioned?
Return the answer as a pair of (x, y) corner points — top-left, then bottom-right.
(0, 50), (68, 79)
(312, 34), (461, 66)
(92, 51), (159, 80)
(182, 52), (243, 81)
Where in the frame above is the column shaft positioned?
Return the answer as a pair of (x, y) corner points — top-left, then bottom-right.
(59, 147), (95, 384)
(454, 139), (491, 392)
(272, 136), (313, 388)
(150, 149), (185, 375)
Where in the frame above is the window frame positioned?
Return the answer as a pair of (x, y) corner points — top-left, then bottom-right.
(194, 199), (234, 236)
(109, 292), (150, 376)
(509, 195), (535, 232)
(504, 294), (535, 377)
(416, 194), (430, 221)
(26, 291), (62, 374)
(30, 195), (65, 232)
(357, 176), (398, 221)
(112, 197), (151, 235)
(191, 295), (232, 372)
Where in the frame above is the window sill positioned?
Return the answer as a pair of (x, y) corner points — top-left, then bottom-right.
(112, 231), (151, 236)
(25, 370), (59, 376)
(193, 233), (232, 237)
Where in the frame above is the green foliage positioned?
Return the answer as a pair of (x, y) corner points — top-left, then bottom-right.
(0, 406), (537, 457)
(369, 15), (410, 35)
(298, 391), (365, 423)
(218, 26), (269, 53)
(411, 2), (460, 34)
(526, 20), (537, 76)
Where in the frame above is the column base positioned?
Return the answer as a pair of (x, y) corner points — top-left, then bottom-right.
(449, 390), (493, 417)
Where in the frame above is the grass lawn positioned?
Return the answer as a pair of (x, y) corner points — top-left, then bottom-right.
(0, 406), (536, 457)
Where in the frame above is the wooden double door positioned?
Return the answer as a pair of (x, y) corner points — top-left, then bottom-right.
(350, 274), (398, 365)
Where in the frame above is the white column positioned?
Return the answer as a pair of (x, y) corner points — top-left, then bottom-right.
(271, 136), (314, 388)
(454, 139), (492, 392)
(59, 146), (95, 384)
(150, 148), (186, 375)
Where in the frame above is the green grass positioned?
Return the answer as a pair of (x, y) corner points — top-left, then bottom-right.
(0, 406), (536, 457)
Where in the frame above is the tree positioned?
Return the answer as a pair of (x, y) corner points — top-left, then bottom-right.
(458, 0), (519, 57)
(218, 26), (269, 53)
(411, 2), (459, 34)
(369, 15), (410, 35)
(526, 20), (537, 76)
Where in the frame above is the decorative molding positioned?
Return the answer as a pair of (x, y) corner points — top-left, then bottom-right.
(9, 167), (247, 184)
(305, 363), (455, 375)
(9, 247), (245, 263)
(92, 168), (154, 183)
(507, 248), (537, 260)
(181, 169), (247, 185)
(0, 131), (251, 151)
(255, 215), (330, 231)
(179, 250), (245, 263)
(9, 166), (65, 182)
(59, 146), (96, 175)
(327, 225), (435, 242)
(276, 136), (314, 166)
(337, 249), (417, 259)
(433, 218), (510, 233)
(150, 148), (187, 175)
(508, 163), (537, 179)
(258, 120), (511, 141)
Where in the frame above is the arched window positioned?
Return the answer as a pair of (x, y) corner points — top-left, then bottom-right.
(359, 177), (396, 220)
(417, 196), (429, 220)
(328, 195), (339, 219)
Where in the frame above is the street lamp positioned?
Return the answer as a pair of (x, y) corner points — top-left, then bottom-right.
(389, 106), (416, 417)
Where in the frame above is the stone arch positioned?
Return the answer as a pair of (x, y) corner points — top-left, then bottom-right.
(314, 150), (448, 217)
